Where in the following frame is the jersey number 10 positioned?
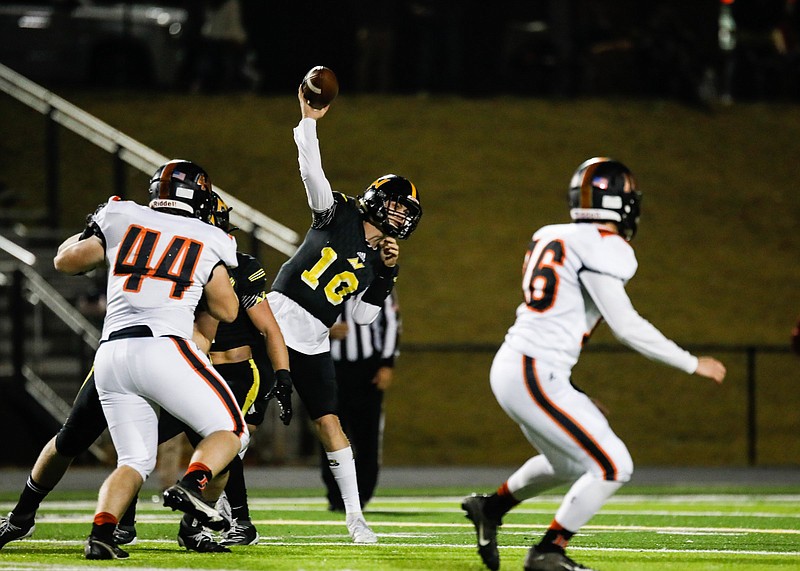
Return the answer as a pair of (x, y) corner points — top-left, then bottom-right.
(301, 246), (359, 305)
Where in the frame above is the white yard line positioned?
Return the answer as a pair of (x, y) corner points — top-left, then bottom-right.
(14, 514), (800, 535)
(5, 538), (800, 558)
(17, 502), (799, 520)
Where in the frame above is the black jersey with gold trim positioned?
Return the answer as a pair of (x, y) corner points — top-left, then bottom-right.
(271, 193), (383, 327)
(211, 252), (268, 352)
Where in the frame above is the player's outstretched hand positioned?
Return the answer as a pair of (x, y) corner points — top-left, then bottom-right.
(267, 369), (293, 425)
(695, 356), (726, 385)
(298, 86), (329, 120)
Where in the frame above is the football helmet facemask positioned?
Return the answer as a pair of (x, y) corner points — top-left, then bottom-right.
(357, 174), (422, 240)
(207, 192), (238, 233)
(148, 159), (214, 221)
(568, 157), (641, 241)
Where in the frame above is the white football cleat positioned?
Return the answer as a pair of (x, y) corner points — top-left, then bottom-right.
(346, 515), (378, 544)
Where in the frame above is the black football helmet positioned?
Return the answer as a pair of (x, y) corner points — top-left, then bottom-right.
(207, 192), (237, 233)
(148, 159), (214, 221)
(568, 157), (641, 241)
(357, 174), (422, 239)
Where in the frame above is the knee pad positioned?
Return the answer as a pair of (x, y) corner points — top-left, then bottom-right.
(615, 458), (634, 483)
(117, 451), (158, 482)
(611, 445), (634, 483)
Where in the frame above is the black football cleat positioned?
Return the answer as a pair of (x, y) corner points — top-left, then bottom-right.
(220, 518), (259, 546)
(524, 546), (596, 571)
(113, 524), (137, 545)
(0, 514), (35, 549)
(84, 535), (129, 560)
(177, 518), (231, 553)
(163, 483), (230, 531)
(462, 494), (501, 571)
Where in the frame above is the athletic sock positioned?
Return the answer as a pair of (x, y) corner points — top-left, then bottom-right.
(91, 512), (118, 544)
(483, 482), (521, 522)
(118, 494), (138, 527)
(536, 520), (575, 553)
(179, 462), (213, 494)
(224, 456), (250, 521)
(326, 447), (363, 516)
(11, 476), (53, 522)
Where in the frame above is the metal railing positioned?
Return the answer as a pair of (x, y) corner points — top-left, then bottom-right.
(0, 62), (300, 257)
(0, 237), (110, 462)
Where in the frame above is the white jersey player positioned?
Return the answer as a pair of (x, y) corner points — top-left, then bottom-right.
(54, 160), (248, 560)
(462, 158), (726, 571)
(97, 198), (236, 340)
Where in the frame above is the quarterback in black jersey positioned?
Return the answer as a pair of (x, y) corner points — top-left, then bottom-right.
(266, 88), (422, 544)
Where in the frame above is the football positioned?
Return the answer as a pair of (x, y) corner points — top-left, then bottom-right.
(301, 66), (339, 110)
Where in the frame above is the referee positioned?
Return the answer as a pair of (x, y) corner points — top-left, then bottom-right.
(320, 291), (400, 511)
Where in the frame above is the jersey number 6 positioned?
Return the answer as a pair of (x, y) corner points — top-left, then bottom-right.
(522, 239), (565, 312)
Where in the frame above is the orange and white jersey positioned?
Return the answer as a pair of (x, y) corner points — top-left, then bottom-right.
(93, 198), (238, 340)
(505, 222), (696, 373)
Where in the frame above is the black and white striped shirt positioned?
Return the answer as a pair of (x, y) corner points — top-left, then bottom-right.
(330, 291), (400, 365)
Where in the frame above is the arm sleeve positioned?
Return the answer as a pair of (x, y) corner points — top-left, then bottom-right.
(580, 270), (698, 374)
(379, 293), (400, 364)
(351, 291), (383, 326)
(356, 263), (399, 320)
(237, 257), (268, 310)
(293, 117), (334, 212)
(352, 265), (398, 326)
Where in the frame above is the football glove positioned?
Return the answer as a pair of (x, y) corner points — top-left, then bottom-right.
(266, 369), (293, 426)
(78, 201), (107, 241)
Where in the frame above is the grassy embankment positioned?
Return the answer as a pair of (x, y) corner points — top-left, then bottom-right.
(2, 92), (798, 466)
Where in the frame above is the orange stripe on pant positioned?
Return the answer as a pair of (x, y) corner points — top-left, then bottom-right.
(521, 355), (618, 480)
(170, 336), (246, 437)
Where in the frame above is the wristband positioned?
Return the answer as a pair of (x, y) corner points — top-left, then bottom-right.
(362, 264), (398, 305)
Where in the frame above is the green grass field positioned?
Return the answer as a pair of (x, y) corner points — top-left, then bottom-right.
(1, 486), (798, 570)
